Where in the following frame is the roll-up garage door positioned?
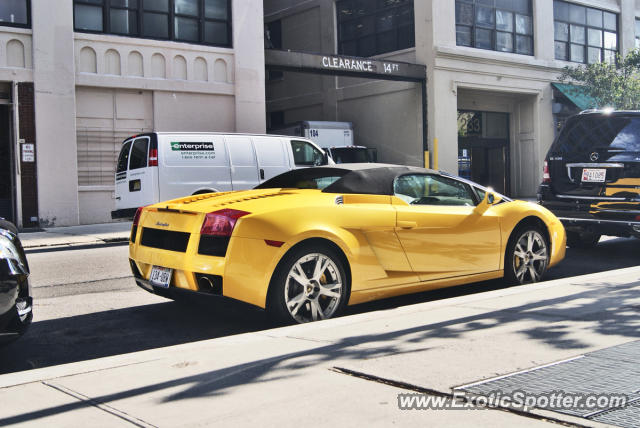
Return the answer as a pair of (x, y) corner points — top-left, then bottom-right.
(75, 88), (152, 223)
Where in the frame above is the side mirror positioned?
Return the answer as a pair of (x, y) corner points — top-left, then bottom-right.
(474, 189), (500, 214)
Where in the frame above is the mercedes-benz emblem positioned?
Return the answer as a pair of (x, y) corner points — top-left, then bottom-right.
(590, 152), (599, 162)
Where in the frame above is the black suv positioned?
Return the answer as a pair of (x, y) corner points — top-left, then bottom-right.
(538, 110), (640, 247)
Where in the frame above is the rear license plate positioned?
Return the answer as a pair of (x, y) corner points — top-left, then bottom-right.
(149, 266), (172, 288)
(581, 168), (606, 183)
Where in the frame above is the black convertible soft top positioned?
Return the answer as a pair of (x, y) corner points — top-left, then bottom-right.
(255, 163), (434, 195)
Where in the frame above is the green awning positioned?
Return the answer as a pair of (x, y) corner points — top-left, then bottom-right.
(551, 82), (598, 110)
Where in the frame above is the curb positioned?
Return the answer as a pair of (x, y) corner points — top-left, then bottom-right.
(23, 238), (130, 254)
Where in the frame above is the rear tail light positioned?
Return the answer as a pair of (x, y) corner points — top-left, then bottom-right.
(200, 209), (250, 237)
(132, 207), (144, 227)
(131, 207), (144, 243)
(542, 160), (551, 183)
(148, 148), (158, 167)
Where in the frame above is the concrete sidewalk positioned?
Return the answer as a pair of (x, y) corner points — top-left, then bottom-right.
(19, 222), (131, 250)
(1, 267), (639, 427)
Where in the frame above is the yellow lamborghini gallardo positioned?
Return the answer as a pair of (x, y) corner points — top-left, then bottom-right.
(129, 164), (566, 323)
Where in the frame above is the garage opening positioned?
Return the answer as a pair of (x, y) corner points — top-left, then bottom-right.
(264, 49), (427, 168)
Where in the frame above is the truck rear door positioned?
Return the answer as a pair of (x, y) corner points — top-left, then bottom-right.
(115, 136), (158, 211)
(114, 139), (133, 211)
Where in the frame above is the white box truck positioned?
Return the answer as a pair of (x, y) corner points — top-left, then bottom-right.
(272, 121), (376, 163)
(111, 132), (331, 219)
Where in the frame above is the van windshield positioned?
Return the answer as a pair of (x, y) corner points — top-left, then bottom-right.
(552, 115), (640, 154)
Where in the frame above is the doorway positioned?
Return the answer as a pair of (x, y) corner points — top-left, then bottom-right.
(457, 110), (510, 195)
(0, 104), (14, 222)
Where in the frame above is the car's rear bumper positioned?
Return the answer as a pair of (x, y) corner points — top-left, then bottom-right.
(128, 230), (285, 309)
(538, 184), (640, 236)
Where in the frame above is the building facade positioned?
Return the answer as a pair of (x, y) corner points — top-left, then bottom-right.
(2, 0), (640, 227)
(0, 0), (265, 227)
(265, 0), (640, 197)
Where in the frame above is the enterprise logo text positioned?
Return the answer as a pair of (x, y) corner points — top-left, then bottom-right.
(171, 142), (215, 151)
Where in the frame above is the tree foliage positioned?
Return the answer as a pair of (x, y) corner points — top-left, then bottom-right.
(559, 49), (640, 110)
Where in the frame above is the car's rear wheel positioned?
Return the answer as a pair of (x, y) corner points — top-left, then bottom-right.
(268, 244), (349, 324)
(505, 226), (549, 284)
(566, 231), (600, 248)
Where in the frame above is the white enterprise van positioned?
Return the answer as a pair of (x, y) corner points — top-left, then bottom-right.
(111, 132), (331, 219)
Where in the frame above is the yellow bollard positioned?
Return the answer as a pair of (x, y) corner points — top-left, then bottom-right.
(424, 151), (430, 169)
(433, 138), (439, 170)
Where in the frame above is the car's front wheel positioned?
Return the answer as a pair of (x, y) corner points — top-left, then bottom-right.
(268, 244), (349, 324)
(505, 226), (549, 284)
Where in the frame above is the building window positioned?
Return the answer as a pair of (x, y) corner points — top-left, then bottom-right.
(268, 111), (285, 130)
(73, 0), (231, 48)
(0, 0), (30, 28)
(455, 0), (533, 56)
(337, 0), (415, 57)
(265, 20), (283, 80)
(553, 0), (617, 64)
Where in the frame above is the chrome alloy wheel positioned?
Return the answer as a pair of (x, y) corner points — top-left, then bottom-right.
(284, 253), (343, 323)
(512, 230), (548, 283)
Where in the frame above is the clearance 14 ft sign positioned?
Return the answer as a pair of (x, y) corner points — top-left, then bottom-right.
(320, 55), (402, 75)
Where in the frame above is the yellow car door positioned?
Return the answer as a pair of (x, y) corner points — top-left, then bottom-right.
(393, 174), (502, 282)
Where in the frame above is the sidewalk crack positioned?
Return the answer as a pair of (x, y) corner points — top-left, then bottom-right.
(42, 381), (157, 428)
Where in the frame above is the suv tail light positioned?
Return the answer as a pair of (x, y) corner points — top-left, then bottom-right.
(148, 148), (158, 167)
(200, 209), (250, 237)
(542, 160), (551, 183)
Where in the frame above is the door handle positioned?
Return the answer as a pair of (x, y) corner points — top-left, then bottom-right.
(260, 168), (265, 180)
(397, 221), (417, 229)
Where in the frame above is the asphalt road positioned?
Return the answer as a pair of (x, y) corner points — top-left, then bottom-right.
(1, 236), (638, 374)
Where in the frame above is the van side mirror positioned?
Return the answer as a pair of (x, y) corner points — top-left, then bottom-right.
(320, 150), (330, 165)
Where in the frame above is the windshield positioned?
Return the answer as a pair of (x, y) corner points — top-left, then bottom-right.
(330, 147), (370, 163)
(255, 168), (348, 190)
(551, 115), (640, 154)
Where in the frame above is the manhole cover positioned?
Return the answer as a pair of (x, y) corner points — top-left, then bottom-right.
(456, 340), (640, 426)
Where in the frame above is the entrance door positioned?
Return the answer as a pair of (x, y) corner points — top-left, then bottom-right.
(458, 111), (510, 195)
(0, 105), (14, 222)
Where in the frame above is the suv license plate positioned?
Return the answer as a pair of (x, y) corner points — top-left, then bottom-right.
(581, 168), (606, 183)
(149, 266), (172, 288)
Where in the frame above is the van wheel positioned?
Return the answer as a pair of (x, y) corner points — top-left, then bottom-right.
(505, 226), (549, 284)
(268, 244), (349, 324)
(566, 231), (600, 248)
